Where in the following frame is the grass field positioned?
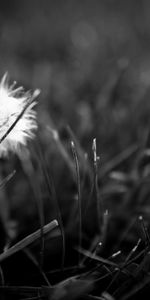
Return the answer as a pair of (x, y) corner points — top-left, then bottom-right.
(1, 1), (150, 299)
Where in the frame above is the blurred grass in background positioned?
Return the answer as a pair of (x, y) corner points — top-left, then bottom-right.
(0, 0), (150, 157)
(0, 0), (150, 240)
(0, 0), (149, 230)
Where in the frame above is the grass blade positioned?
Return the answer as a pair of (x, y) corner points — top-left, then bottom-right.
(71, 140), (82, 266)
(0, 220), (59, 263)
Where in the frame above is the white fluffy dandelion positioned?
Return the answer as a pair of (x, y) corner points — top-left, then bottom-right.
(0, 73), (40, 156)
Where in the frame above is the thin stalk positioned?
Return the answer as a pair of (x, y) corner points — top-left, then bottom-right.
(139, 215), (150, 247)
(20, 151), (45, 269)
(0, 169), (16, 189)
(35, 139), (65, 271)
(71, 141), (82, 266)
(92, 138), (103, 229)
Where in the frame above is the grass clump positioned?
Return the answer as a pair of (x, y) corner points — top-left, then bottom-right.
(0, 87), (150, 300)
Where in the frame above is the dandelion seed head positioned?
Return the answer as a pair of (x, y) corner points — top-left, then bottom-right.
(0, 73), (40, 156)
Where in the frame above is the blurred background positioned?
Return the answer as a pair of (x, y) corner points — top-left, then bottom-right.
(0, 0), (150, 268)
(1, 0), (150, 160)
